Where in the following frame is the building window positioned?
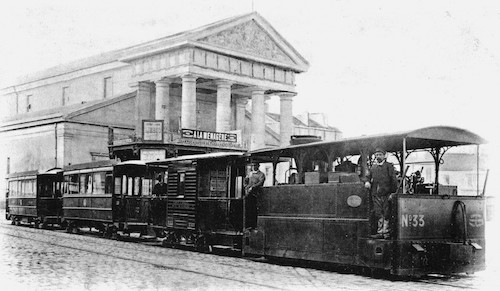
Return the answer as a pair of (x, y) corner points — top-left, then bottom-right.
(26, 95), (32, 112)
(104, 77), (112, 98)
(62, 86), (69, 105)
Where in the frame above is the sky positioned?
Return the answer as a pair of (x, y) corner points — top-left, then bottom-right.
(0, 0), (499, 160)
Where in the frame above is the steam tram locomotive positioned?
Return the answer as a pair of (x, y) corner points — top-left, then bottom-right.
(5, 126), (487, 277)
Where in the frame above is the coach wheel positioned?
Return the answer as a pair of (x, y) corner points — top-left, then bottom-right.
(162, 232), (176, 248)
(34, 220), (40, 229)
(66, 222), (79, 234)
(14, 219), (21, 226)
(41, 221), (48, 229)
(111, 230), (120, 240)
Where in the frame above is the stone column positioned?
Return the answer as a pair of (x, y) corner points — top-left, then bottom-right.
(155, 78), (172, 132)
(215, 80), (233, 132)
(181, 75), (197, 129)
(131, 81), (154, 139)
(279, 93), (295, 147)
(235, 96), (249, 131)
(250, 89), (266, 150)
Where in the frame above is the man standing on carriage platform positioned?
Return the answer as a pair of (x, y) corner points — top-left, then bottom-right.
(365, 148), (398, 239)
(244, 162), (266, 230)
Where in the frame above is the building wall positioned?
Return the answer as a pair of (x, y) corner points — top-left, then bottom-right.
(0, 124), (59, 173)
(1, 64), (132, 119)
(62, 123), (115, 165)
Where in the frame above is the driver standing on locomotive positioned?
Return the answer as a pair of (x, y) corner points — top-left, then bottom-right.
(244, 162), (266, 230)
(364, 148), (398, 239)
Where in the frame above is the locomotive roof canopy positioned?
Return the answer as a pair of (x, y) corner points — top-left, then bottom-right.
(148, 151), (245, 165)
(250, 126), (487, 158)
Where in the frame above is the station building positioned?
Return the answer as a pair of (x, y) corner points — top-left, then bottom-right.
(0, 12), (341, 192)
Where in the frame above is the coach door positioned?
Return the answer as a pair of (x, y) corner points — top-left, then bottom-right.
(113, 162), (150, 224)
(196, 157), (246, 232)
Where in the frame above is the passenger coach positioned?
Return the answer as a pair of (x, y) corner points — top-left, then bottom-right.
(6, 168), (63, 228)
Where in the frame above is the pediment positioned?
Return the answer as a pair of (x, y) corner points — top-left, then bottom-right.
(196, 19), (303, 69)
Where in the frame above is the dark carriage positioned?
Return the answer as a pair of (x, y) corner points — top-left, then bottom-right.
(148, 152), (247, 250)
(61, 160), (153, 235)
(6, 168), (63, 228)
(245, 126), (487, 276)
(62, 160), (116, 233)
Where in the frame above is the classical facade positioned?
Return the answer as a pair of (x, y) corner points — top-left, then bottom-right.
(0, 13), (340, 192)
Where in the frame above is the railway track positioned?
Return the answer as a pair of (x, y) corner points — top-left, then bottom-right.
(0, 222), (486, 290)
(0, 223), (309, 290)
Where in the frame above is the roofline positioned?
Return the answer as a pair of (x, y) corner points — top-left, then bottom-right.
(4, 12), (308, 87)
(250, 126), (487, 155)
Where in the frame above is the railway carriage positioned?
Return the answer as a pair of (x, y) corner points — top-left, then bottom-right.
(61, 160), (154, 236)
(148, 152), (247, 250)
(6, 168), (63, 228)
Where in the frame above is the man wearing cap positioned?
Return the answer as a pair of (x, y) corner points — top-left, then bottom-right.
(365, 148), (398, 239)
(244, 162), (266, 230)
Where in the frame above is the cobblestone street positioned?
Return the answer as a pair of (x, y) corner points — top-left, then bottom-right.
(0, 213), (498, 291)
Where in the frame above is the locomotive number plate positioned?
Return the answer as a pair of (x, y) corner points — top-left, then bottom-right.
(401, 214), (425, 227)
(347, 195), (362, 207)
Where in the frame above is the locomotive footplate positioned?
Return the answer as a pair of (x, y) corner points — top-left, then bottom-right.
(393, 240), (485, 276)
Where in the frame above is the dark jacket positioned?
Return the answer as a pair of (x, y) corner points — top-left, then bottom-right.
(368, 161), (398, 196)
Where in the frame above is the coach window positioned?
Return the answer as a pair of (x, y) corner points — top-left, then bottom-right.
(93, 172), (106, 195)
(142, 176), (152, 196)
(114, 176), (122, 195)
(27, 179), (35, 197)
(39, 178), (51, 198)
(67, 174), (79, 194)
(105, 172), (113, 194)
(19, 180), (24, 197)
(127, 177), (134, 196)
(134, 177), (141, 196)
(80, 173), (92, 194)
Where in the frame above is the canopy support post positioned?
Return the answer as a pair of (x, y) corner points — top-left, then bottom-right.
(477, 145), (480, 196)
(402, 138), (406, 194)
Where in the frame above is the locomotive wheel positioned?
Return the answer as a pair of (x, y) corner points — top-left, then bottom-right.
(195, 235), (210, 253)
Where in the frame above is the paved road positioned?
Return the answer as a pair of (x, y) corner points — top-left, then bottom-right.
(0, 215), (499, 290)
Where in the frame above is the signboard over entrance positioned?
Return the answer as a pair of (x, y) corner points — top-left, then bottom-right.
(181, 129), (237, 143)
(142, 120), (164, 143)
(140, 149), (166, 161)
